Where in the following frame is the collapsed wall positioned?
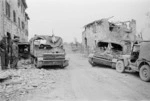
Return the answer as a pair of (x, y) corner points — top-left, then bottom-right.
(82, 18), (137, 54)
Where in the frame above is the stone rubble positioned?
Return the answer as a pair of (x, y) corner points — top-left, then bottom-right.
(0, 60), (58, 101)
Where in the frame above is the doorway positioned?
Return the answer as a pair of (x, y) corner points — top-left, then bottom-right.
(84, 37), (87, 48)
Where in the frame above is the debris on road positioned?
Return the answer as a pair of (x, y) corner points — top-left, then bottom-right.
(0, 71), (12, 83)
(0, 64), (58, 101)
(0, 54), (150, 101)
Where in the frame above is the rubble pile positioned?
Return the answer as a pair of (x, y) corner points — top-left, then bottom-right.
(0, 67), (57, 100)
(17, 59), (32, 69)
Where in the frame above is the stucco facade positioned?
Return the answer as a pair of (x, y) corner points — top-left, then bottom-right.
(0, 0), (29, 42)
(82, 18), (137, 53)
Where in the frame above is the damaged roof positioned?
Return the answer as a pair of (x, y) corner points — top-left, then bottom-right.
(84, 16), (114, 28)
(83, 17), (135, 30)
(83, 19), (104, 28)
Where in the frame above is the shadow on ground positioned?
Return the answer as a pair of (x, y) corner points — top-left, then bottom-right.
(125, 71), (139, 78)
(92, 64), (140, 79)
(39, 66), (65, 70)
(93, 64), (113, 69)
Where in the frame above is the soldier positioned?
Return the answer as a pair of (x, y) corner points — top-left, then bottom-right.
(0, 36), (8, 70)
(10, 36), (19, 69)
(7, 34), (12, 69)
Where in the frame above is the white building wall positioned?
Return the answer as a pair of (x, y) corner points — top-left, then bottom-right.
(0, 0), (4, 40)
(0, 0), (29, 42)
(82, 19), (136, 53)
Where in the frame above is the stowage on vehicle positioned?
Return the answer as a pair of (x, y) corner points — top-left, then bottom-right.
(30, 35), (69, 68)
(116, 41), (150, 82)
(88, 40), (124, 68)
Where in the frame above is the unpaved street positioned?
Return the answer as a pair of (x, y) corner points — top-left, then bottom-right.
(1, 54), (150, 101)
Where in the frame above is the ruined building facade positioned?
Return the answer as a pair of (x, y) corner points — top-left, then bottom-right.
(0, 0), (29, 42)
(82, 18), (137, 53)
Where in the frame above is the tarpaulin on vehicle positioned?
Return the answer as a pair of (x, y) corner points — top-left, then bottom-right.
(139, 42), (150, 61)
(30, 35), (63, 48)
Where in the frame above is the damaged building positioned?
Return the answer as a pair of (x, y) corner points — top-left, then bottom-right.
(82, 18), (138, 54)
(0, 0), (29, 42)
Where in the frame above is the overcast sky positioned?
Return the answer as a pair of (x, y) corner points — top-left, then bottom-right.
(26, 0), (150, 42)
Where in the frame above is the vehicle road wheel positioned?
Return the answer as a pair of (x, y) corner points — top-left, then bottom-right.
(89, 58), (96, 66)
(116, 60), (125, 73)
(140, 65), (150, 82)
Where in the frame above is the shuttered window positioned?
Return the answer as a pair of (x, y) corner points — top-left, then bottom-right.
(6, 2), (10, 18)
(13, 10), (16, 22)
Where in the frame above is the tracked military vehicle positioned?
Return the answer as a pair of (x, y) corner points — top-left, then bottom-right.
(30, 35), (69, 68)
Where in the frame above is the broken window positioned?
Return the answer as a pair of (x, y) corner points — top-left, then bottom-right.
(97, 41), (108, 51)
(109, 23), (115, 32)
(111, 43), (123, 54)
(98, 42), (108, 48)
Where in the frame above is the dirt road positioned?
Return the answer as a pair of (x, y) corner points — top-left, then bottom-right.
(1, 53), (150, 101)
(68, 54), (150, 101)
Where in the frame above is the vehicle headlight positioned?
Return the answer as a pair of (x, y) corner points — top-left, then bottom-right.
(38, 57), (43, 61)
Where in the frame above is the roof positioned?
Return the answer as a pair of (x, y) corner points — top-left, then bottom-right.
(83, 16), (114, 28)
(83, 19), (104, 28)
